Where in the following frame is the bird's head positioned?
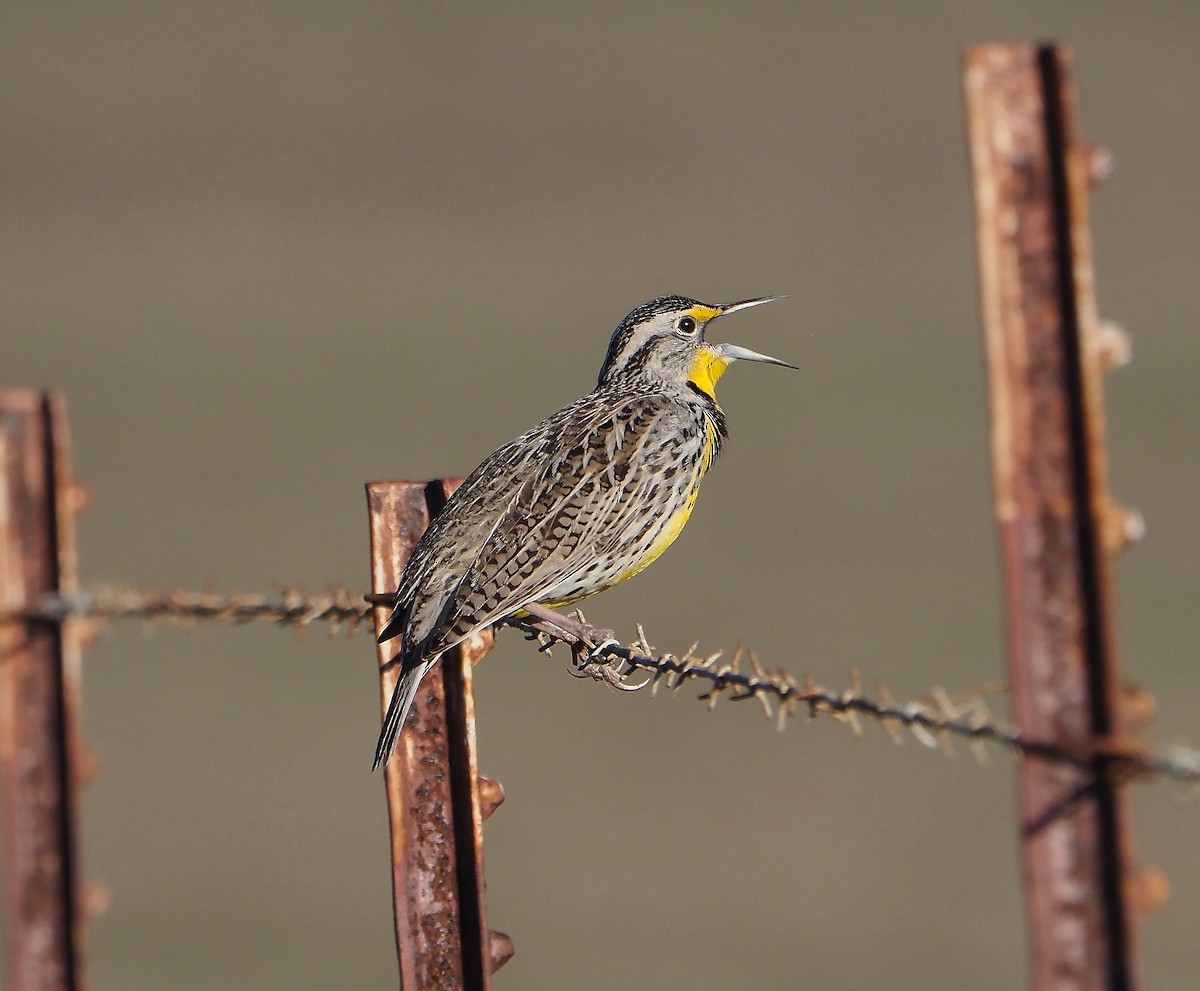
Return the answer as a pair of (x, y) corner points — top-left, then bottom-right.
(596, 295), (794, 399)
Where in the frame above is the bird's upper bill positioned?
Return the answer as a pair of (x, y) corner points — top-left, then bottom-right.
(686, 296), (796, 398)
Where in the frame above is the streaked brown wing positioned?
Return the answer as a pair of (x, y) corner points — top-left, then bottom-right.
(412, 392), (684, 659)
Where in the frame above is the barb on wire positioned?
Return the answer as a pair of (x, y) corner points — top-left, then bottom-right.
(8, 586), (1200, 788)
(504, 609), (1200, 787)
(25, 587), (373, 635)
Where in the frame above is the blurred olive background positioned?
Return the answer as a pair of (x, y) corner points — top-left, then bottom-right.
(3, 3), (1198, 989)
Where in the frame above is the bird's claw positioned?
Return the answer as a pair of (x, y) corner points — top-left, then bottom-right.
(569, 638), (652, 692)
(569, 635), (619, 666)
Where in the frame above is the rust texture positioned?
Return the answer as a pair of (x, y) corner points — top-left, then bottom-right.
(0, 391), (86, 991)
(965, 43), (1139, 991)
(366, 479), (504, 990)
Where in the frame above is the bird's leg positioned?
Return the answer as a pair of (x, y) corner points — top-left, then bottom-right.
(520, 602), (616, 650)
(518, 603), (646, 690)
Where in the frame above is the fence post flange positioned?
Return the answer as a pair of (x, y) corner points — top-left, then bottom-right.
(1, 390), (87, 991)
(965, 42), (1141, 991)
(366, 479), (505, 991)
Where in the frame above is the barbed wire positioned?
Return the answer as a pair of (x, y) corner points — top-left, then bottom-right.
(26, 587), (373, 633)
(14, 585), (1200, 788)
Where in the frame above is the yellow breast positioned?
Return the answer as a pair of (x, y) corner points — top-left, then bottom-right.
(614, 418), (719, 584)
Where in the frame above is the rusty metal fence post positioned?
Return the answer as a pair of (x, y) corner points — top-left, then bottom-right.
(0, 391), (87, 991)
(965, 43), (1141, 991)
(366, 480), (511, 991)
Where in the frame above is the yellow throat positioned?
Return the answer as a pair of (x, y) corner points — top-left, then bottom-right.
(687, 344), (731, 401)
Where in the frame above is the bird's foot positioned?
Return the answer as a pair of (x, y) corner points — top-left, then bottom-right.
(516, 603), (650, 691)
(570, 638), (652, 692)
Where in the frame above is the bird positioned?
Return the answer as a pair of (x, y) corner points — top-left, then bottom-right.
(373, 294), (793, 768)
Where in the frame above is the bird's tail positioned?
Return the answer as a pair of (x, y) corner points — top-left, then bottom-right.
(372, 657), (433, 770)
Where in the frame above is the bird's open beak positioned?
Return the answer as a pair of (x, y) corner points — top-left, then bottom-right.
(714, 343), (797, 369)
(710, 295), (796, 369)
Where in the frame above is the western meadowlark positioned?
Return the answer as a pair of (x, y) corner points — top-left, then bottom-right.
(374, 294), (792, 768)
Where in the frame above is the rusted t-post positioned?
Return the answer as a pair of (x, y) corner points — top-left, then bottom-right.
(965, 43), (1143, 991)
(0, 391), (87, 991)
(366, 479), (512, 990)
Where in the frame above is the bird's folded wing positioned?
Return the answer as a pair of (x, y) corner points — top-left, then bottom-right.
(415, 395), (673, 658)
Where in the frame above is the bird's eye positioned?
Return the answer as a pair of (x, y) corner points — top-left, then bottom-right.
(677, 316), (697, 335)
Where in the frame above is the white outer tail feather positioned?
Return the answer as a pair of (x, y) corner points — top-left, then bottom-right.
(372, 657), (436, 770)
